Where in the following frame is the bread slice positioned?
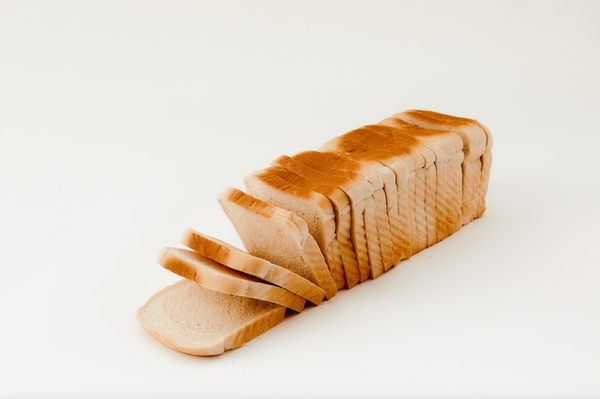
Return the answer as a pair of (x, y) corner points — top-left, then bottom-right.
(158, 247), (306, 312)
(265, 165), (360, 289)
(320, 136), (414, 261)
(181, 228), (326, 305)
(243, 170), (341, 283)
(364, 125), (437, 250)
(393, 110), (491, 224)
(379, 117), (465, 238)
(290, 151), (397, 272)
(334, 128), (426, 254)
(136, 279), (286, 356)
(315, 150), (404, 265)
(271, 156), (376, 284)
(321, 129), (426, 256)
(218, 187), (338, 299)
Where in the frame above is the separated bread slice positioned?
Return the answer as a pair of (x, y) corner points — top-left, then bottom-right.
(181, 228), (326, 305)
(218, 187), (338, 299)
(158, 247), (306, 312)
(136, 279), (286, 356)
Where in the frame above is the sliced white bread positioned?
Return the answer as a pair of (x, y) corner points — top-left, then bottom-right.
(265, 165), (360, 289)
(370, 122), (454, 244)
(158, 247), (306, 312)
(320, 136), (414, 261)
(364, 125), (437, 250)
(271, 156), (377, 284)
(397, 110), (493, 219)
(243, 170), (342, 284)
(312, 150), (405, 265)
(330, 128), (425, 254)
(181, 228), (326, 305)
(394, 110), (490, 224)
(321, 129), (425, 256)
(136, 279), (286, 356)
(379, 117), (465, 238)
(290, 151), (397, 272)
(218, 187), (338, 299)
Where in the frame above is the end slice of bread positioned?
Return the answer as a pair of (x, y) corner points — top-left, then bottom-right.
(136, 279), (286, 356)
(218, 187), (338, 300)
(180, 228), (326, 305)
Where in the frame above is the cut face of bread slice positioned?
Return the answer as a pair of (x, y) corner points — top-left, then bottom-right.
(271, 156), (376, 284)
(218, 187), (338, 299)
(180, 228), (326, 305)
(244, 169), (335, 256)
(158, 247), (306, 312)
(243, 169), (341, 283)
(136, 279), (286, 356)
(265, 165), (360, 289)
(245, 169), (345, 290)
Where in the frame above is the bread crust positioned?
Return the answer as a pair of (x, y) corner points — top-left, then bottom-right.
(219, 187), (338, 299)
(158, 247), (307, 312)
(181, 228), (326, 305)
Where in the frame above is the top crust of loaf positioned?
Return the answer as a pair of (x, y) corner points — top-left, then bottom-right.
(395, 110), (491, 157)
(378, 117), (463, 156)
(136, 279), (286, 356)
(180, 228), (326, 305)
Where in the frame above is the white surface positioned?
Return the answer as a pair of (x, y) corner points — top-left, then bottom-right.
(1, 1), (599, 398)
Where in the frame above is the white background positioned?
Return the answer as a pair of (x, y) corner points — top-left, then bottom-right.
(1, 1), (599, 398)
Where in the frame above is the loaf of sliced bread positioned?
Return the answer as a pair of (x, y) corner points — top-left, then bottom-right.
(158, 247), (306, 312)
(180, 228), (326, 305)
(136, 280), (286, 356)
(137, 109), (493, 357)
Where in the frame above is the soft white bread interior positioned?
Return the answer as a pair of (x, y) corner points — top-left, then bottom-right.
(180, 228), (326, 305)
(136, 279), (286, 356)
(158, 247), (306, 312)
(218, 187), (338, 300)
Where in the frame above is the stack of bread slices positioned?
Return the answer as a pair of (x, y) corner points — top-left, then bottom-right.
(137, 110), (493, 356)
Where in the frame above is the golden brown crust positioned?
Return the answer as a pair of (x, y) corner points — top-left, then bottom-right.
(157, 248), (306, 312)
